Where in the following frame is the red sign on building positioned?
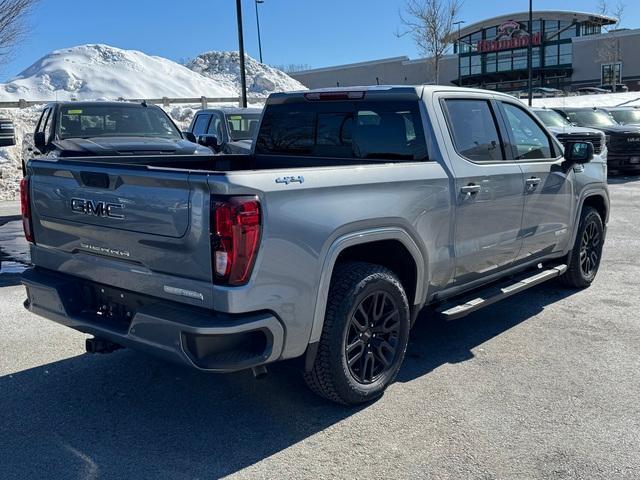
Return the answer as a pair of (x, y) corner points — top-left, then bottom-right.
(477, 32), (542, 53)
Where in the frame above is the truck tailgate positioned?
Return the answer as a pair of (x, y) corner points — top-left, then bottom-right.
(28, 160), (215, 308)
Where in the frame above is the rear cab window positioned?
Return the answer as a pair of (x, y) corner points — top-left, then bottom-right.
(255, 100), (428, 163)
(443, 99), (505, 161)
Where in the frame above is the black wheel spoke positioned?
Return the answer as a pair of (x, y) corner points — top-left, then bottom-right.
(579, 219), (601, 277)
(346, 289), (401, 384)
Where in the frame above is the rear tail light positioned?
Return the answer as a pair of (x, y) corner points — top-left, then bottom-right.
(19, 177), (34, 243)
(211, 196), (261, 286)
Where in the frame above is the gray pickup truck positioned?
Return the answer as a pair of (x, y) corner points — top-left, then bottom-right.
(20, 86), (609, 405)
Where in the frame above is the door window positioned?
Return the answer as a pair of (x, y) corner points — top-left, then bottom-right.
(444, 99), (504, 161)
(192, 114), (211, 136)
(501, 103), (553, 160)
(207, 113), (224, 139)
(36, 108), (51, 134)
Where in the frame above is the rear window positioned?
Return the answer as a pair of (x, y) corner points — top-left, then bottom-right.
(255, 101), (428, 161)
(58, 105), (181, 140)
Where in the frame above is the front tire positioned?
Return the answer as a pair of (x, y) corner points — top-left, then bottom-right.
(304, 262), (411, 405)
(560, 206), (604, 288)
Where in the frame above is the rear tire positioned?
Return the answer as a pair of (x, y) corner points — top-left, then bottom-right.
(559, 206), (604, 288)
(304, 262), (410, 405)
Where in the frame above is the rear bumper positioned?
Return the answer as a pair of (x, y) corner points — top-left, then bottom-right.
(22, 267), (285, 372)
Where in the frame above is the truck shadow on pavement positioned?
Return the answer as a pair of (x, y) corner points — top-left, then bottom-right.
(0, 283), (576, 479)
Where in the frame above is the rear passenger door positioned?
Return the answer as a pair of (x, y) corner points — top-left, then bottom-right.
(440, 95), (525, 286)
(496, 100), (574, 262)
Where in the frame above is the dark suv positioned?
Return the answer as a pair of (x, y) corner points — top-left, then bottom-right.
(553, 107), (640, 172)
(22, 102), (209, 175)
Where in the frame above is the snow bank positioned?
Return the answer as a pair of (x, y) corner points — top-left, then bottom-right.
(186, 51), (306, 96)
(0, 44), (238, 102)
(533, 91), (640, 109)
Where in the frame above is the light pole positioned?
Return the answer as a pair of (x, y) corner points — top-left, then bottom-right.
(236, 0), (248, 107)
(527, 0), (533, 106)
(255, 0), (264, 63)
(453, 20), (465, 87)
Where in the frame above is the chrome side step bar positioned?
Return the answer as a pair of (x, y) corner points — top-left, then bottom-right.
(436, 264), (567, 321)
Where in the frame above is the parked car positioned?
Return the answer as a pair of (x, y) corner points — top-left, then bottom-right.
(531, 107), (607, 161)
(599, 83), (629, 93)
(0, 117), (16, 147)
(21, 101), (209, 175)
(599, 106), (640, 126)
(187, 107), (262, 154)
(21, 86), (608, 405)
(576, 87), (609, 95)
(553, 106), (640, 172)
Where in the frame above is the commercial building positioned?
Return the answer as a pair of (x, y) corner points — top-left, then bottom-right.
(291, 10), (640, 94)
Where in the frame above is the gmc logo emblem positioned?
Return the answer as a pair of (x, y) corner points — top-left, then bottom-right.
(71, 198), (124, 219)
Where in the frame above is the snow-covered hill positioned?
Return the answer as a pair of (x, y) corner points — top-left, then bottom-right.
(0, 44), (240, 102)
(186, 51), (306, 96)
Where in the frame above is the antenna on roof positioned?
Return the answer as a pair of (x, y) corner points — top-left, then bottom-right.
(141, 100), (148, 107)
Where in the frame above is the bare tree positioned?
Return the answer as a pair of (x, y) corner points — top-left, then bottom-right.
(0, 0), (38, 67)
(595, 0), (626, 90)
(398, 0), (463, 84)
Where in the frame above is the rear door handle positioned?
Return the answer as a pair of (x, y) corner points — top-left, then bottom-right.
(460, 184), (481, 195)
(525, 177), (542, 191)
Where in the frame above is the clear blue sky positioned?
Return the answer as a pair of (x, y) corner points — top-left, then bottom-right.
(2, 0), (635, 81)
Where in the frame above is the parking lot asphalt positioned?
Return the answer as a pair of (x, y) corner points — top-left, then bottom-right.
(0, 176), (639, 480)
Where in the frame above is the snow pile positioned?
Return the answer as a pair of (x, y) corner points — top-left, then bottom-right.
(186, 51), (306, 97)
(0, 106), (41, 200)
(0, 44), (239, 102)
(533, 91), (640, 109)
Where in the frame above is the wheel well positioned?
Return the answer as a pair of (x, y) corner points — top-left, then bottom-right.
(583, 195), (607, 223)
(333, 240), (418, 305)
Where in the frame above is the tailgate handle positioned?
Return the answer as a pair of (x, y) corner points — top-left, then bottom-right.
(80, 172), (110, 189)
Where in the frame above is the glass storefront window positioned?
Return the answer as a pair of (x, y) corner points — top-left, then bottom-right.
(460, 55), (470, 76)
(559, 43), (572, 64)
(602, 63), (622, 85)
(512, 49), (527, 70)
(485, 26), (497, 39)
(544, 20), (559, 38)
(559, 21), (577, 39)
(459, 35), (471, 54)
(530, 20), (542, 34)
(545, 44), (558, 66)
(532, 47), (540, 68)
(470, 54), (482, 74)
(498, 51), (511, 71)
(484, 53), (497, 73)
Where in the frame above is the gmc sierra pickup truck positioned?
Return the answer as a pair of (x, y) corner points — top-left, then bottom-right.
(21, 86), (609, 405)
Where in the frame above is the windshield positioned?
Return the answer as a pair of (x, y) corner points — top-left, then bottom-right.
(534, 110), (571, 127)
(608, 109), (640, 125)
(566, 110), (618, 127)
(58, 105), (181, 140)
(226, 113), (261, 141)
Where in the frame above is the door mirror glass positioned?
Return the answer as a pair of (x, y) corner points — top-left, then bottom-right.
(198, 134), (220, 151)
(34, 131), (47, 151)
(564, 141), (594, 164)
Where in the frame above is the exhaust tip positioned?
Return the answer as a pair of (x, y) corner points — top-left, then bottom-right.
(251, 365), (268, 379)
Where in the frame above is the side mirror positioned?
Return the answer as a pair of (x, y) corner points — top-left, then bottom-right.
(34, 131), (47, 151)
(564, 141), (594, 165)
(0, 119), (15, 147)
(182, 131), (197, 143)
(198, 134), (220, 152)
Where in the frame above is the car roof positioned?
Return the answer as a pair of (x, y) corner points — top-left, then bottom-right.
(197, 107), (263, 115)
(48, 101), (161, 109)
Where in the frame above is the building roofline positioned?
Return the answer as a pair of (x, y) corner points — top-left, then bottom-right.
(291, 56), (409, 76)
(455, 10), (617, 39)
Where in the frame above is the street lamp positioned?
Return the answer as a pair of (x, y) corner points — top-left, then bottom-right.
(527, 0), (533, 106)
(453, 20), (465, 87)
(236, 0), (248, 107)
(255, 0), (264, 63)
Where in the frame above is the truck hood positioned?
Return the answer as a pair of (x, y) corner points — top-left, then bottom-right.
(53, 136), (210, 156)
(546, 126), (603, 136)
